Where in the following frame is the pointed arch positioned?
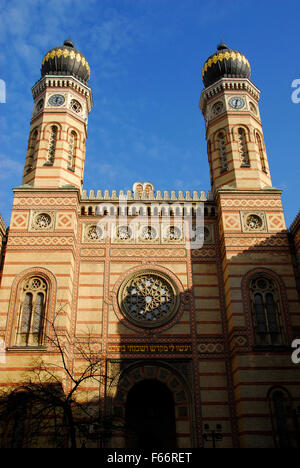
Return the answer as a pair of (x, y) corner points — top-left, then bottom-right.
(107, 360), (195, 448)
(267, 386), (294, 448)
(207, 140), (213, 184)
(217, 130), (228, 172)
(26, 128), (38, 172)
(46, 125), (58, 165)
(67, 130), (77, 170)
(6, 268), (57, 348)
(255, 131), (267, 172)
(237, 127), (250, 166)
(242, 268), (292, 348)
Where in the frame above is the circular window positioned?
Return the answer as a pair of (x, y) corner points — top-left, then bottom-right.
(87, 225), (102, 240)
(250, 277), (275, 292)
(35, 213), (52, 229)
(165, 226), (181, 240)
(140, 225), (157, 240)
(118, 271), (180, 328)
(246, 214), (263, 230)
(70, 99), (82, 113)
(191, 224), (210, 242)
(117, 225), (132, 240)
(211, 101), (224, 116)
(24, 277), (46, 292)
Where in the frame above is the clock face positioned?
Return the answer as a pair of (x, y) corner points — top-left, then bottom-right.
(229, 96), (245, 109)
(48, 94), (65, 107)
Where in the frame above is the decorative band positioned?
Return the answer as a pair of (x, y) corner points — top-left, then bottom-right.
(41, 48), (90, 77)
(202, 51), (251, 78)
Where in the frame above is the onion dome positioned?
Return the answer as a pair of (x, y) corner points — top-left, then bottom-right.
(41, 39), (90, 84)
(202, 42), (251, 88)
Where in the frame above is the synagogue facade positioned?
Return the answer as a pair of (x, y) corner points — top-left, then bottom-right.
(0, 39), (299, 448)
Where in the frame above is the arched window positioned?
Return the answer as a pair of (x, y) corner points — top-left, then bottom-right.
(27, 130), (38, 172)
(47, 125), (58, 164)
(67, 131), (76, 170)
(217, 132), (228, 172)
(256, 133), (267, 172)
(249, 276), (285, 346)
(237, 128), (250, 167)
(16, 277), (47, 346)
(207, 140), (213, 184)
(268, 388), (294, 448)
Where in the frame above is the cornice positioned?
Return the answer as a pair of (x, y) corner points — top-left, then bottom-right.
(13, 185), (81, 201)
(215, 187), (283, 197)
(199, 78), (261, 113)
(32, 75), (93, 112)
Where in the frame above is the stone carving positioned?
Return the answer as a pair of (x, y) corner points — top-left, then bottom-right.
(30, 211), (55, 231)
(240, 211), (267, 233)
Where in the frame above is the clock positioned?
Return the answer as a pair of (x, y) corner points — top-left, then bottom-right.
(229, 96), (245, 109)
(48, 94), (65, 106)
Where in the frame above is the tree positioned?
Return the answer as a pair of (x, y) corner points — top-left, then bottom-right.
(0, 307), (117, 448)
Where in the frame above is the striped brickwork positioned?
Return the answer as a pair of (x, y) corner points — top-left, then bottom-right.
(0, 64), (299, 448)
(217, 189), (300, 447)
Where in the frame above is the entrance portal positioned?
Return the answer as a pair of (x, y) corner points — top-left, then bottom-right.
(125, 379), (177, 449)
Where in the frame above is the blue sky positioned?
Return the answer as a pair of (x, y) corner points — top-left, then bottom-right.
(0, 0), (299, 226)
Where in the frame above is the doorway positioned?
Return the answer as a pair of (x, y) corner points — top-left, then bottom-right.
(125, 379), (177, 449)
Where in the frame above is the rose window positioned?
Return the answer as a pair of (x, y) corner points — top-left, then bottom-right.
(141, 226), (156, 240)
(35, 213), (52, 229)
(117, 225), (131, 240)
(246, 214), (263, 230)
(166, 226), (181, 240)
(191, 224), (210, 242)
(119, 272), (179, 327)
(87, 225), (102, 240)
(251, 277), (274, 292)
(212, 101), (223, 116)
(23, 277), (47, 292)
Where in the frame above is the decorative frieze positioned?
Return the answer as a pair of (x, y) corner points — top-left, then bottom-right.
(198, 342), (224, 354)
(14, 197), (77, 207)
(7, 236), (74, 246)
(110, 247), (186, 258)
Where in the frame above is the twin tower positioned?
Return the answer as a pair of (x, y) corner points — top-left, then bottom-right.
(2, 39), (298, 449)
(24, 39), (271, 195)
